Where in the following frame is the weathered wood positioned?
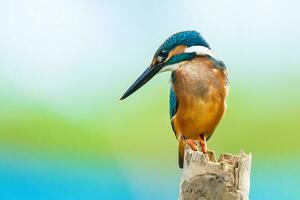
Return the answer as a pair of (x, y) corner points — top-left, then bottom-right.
(179, 145), (251, 200)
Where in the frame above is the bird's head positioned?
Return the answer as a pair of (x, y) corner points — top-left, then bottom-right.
(120, 30), (213, 100)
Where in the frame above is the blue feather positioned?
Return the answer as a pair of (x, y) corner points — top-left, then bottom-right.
(156, 31), (210, 56)
(169, 87), (178, 119)
(208, 56), (226, 70)
(166, 52), (196, 66)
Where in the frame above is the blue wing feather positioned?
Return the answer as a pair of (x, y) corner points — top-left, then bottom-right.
(170, 87), (180, 168)
(169, 87), (178, 119)
(169, 87), (178, 137)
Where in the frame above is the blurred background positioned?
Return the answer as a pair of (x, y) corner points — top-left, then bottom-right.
(0, 0), (299, 199)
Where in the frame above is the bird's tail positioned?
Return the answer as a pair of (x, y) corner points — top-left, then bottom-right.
(178, 139), (185, 169)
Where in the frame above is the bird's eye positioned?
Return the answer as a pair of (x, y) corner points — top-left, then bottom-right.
(157, 50), (168, 63)
(161, 50), (168, 57)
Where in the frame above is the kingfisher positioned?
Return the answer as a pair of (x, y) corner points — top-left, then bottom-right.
(120, 31), (229, 168)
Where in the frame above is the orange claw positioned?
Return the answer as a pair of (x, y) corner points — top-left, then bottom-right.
(186, 139), (198, 151)
(199, 134), (207, 153)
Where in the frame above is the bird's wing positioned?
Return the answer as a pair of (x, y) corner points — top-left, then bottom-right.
(169, 87), (178, 136)
(169, 87), (184, 168)
(169, 87), (178, 119)
(208, 56), (227, 70)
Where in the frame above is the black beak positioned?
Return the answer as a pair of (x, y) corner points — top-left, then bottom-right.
(120, 63), (164, 100)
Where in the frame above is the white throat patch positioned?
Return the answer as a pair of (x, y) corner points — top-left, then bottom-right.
(185, 45), (215, 58)
(159, 63), (180, 73)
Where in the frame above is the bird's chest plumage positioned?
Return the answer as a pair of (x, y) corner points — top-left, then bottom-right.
(171, 57), (228, 139)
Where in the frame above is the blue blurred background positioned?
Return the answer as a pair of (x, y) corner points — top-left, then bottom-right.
(0, 0), (299, 199)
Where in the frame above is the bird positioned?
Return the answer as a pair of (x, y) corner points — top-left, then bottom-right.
(120, 31), (229, 168)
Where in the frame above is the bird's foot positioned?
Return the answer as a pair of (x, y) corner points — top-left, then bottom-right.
(199, 134), (207, 154)
(186, 139), (198, 151)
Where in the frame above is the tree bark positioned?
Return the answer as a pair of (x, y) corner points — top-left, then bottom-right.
(179, 146), (251, 200)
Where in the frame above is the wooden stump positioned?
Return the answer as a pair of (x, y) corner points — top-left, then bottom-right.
(179, 146), (251, 200)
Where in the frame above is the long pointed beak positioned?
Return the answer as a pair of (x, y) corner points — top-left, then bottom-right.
(120, 63), (164, 100)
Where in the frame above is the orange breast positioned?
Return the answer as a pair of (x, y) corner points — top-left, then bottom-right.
(172, 56), (228, 140)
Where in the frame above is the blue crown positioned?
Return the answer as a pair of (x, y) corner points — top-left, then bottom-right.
(156, 31), (210, 55)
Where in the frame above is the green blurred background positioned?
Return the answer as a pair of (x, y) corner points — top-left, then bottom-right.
(0, 0), (299, 199)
